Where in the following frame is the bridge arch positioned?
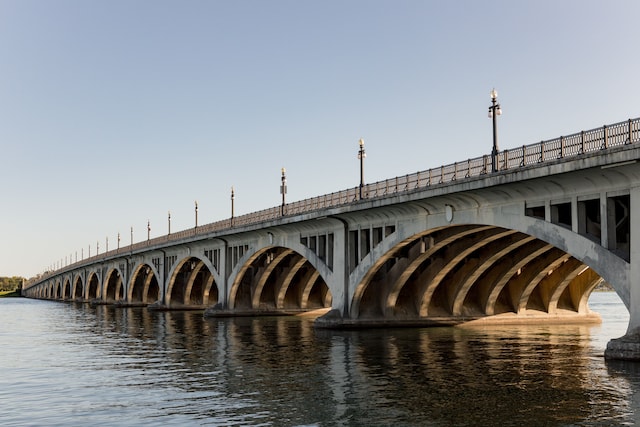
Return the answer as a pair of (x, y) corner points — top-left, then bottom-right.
(87, 272), (100, 300)
(351, 223), (605, 322)
(103, 268), (124, 303)
(128, 263), (160, 305)
(515, 215), (629, 308)
(55, 280), (62, 299)
(165, 256), (219, 308)
(229, 245), (332, 312)
(63, 278), (71, 300)
(72, 275), (84, 301)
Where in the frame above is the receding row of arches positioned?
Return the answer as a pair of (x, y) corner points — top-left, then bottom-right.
(28, 224), (604, 323)
(31, 249), (334, 314)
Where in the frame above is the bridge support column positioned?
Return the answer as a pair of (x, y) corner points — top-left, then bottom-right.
(605, 185), (640, 360)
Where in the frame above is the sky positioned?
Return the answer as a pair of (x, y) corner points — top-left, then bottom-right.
(1, 0), (640, 278)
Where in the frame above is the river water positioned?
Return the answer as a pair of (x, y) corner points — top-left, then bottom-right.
(0, 293), (638, 426)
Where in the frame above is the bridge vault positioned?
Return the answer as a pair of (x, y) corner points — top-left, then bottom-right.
(22, 119), (640, 360)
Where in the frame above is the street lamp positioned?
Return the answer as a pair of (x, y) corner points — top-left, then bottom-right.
(147, 220), (151, 242)
(194, 200), (199, 228)
(280, 168), (287, 215)
(358, 138), (366, 199)
(488, 88), (502, 173)
(168, 211), (171, 235)
(231, 186), (235, 226)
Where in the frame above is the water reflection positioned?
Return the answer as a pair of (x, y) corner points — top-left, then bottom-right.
(75, 301), (636, 425)
(3, 296), (638, 426)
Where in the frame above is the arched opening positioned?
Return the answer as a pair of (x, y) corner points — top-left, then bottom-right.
(87, 273), (100, 300)
(167, 257), (217, 309)
(73, 276), (83, 300)
(63, 280), (71, 300)
(353, 224), (602, 325)
(103, 270), (124, 303)
(129, 265), (160, 305)
(230, 247), (332, 313)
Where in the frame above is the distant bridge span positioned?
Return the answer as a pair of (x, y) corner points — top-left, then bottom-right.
(23, 118), (640, 359)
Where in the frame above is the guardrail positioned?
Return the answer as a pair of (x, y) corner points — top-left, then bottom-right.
(27, 117), (640, 287)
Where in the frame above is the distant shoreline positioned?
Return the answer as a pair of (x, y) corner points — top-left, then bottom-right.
(0, 290), (21, 298)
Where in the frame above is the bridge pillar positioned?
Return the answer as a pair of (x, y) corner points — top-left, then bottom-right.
(605, 185), (640, 360)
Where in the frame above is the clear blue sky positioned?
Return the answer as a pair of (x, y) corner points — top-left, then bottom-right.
(1, 0), (639, 278)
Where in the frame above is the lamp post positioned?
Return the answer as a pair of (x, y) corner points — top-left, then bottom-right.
(168, 211), (171, 235)
(358, 138), (366, 199)
(194, 200), (199, 228)
(280, 168), (287, 215)
(147, 220), (151, 242)
(488, 88), (502, 173)
(231, 186), (235, 226)
(117, 232), (120, 250)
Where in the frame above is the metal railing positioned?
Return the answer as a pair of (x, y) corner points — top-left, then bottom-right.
(27, 117), (640, 287)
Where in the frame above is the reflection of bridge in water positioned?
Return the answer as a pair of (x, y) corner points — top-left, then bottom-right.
(23, 118), (640, 359)
(81, 304), (633, 424)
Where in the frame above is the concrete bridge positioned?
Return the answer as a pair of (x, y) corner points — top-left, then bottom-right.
(23, 118), (640, 360)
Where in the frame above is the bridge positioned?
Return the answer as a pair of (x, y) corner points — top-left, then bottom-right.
(23, 118), (640, 360)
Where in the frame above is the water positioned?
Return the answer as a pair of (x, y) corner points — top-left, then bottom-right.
(0, 293), (638, 426)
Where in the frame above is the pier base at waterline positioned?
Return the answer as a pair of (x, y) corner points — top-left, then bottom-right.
(605, 330), (640, 361)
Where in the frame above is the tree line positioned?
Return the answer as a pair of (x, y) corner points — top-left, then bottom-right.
(0, 277), (24, 292)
